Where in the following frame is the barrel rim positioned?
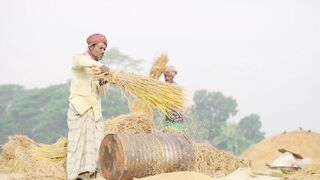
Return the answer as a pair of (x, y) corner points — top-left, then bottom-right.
(99, 133), (125, 179)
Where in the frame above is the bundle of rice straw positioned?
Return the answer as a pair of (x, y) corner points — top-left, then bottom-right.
(149, 54), (168, 79)
(91, 69), (185, 117)
(128, 100), (154, 118)
(129, 54), (169, 118)
(32, 137), (67, 160)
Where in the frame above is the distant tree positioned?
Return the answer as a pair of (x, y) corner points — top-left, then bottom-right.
(238, 114), (265, 143)
(0, 84), (24, 116)
(191, 90), (238, 139)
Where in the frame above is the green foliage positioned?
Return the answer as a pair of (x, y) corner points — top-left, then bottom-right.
(101, 85), (129, 118)
(238, 114), (265, 143)
(0, 83), (69, 143)
(213, 124), (250, 155)
(188, 89), (265, 154)
(0, 83), (129, 145)
(191, 89), (238, 139)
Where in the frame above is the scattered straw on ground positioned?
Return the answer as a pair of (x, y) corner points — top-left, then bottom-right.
(105, 112), (154, 135)
(193, 143), (250, 177)
(240, 130), (320, 170)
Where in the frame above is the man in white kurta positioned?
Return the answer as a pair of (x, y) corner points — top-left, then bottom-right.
(67, 33), (109, 180)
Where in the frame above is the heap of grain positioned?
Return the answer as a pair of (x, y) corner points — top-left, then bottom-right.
(193, 143), (250, 177)
(240, 130), (320, 170)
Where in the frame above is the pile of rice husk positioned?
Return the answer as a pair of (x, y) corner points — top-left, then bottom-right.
(192, 143), (250, 177)
(105, 112), (153, 135)
(0, 135), (65, 179)
(240, 130), (320, 170)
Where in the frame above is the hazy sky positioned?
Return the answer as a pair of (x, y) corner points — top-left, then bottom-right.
(0, 0), (319, 135)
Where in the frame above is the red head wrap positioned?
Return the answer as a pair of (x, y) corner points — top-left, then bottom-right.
(86, 33), (108, 47)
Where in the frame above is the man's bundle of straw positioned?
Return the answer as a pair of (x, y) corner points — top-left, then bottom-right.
(129, 54), (169, 117)
(91, 68), (184, 117)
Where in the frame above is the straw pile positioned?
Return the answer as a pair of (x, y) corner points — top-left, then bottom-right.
(91, 69), (185, 118)
(0, 135), (65, 179)
(105, 112), (154, 135)
(240, 130), (320, 170)
(193, 143), (250, 177)
(159, 126), (182, 134)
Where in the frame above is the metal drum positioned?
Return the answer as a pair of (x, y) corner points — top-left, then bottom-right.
(99, 133), (194, 180)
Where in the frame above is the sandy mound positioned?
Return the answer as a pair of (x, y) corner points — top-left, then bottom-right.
(240, 130), (320, 170)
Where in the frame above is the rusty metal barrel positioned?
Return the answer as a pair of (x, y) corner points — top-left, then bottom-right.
(99, 133), (194, 180)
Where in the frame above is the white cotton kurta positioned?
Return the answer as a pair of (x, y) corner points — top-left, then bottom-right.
(67, 54), (106, 180)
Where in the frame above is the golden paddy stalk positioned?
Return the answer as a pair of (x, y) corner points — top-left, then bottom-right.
(91, 68), (184, 117)
(129, 54), (169, 118)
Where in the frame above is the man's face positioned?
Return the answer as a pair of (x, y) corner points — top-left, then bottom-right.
(164, 71), (175, 82)
(89, 42), (107, 61)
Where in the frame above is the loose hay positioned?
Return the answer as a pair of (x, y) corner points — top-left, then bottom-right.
(0, 135), (65, 179)
(158, 126), (182, 134)
(32, 137), (67, 160)
(193, 143), (250, 177)
(105, 112), (154, 135)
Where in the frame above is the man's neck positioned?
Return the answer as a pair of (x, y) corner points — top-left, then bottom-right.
(88, 52), (98, 61)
